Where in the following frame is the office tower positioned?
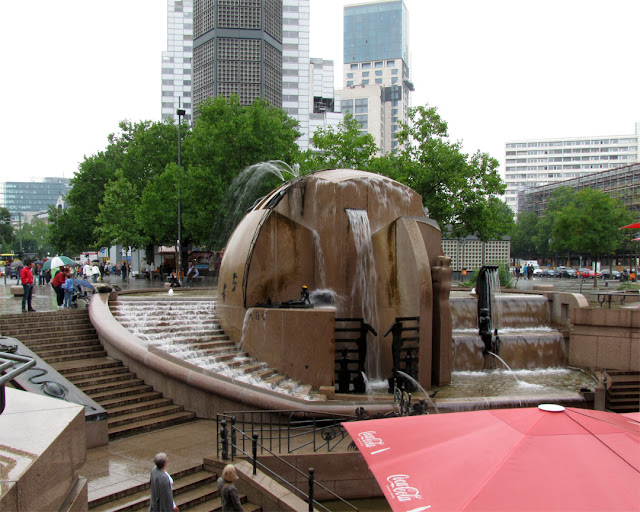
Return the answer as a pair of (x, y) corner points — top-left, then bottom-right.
(504, 123), (640, 214)
(192, 0), (283, 115)
(161, 0), (194, 123)
(0, 178), (71, 221)
(282, 0), (342, 150)
(339, 0), (413, 154)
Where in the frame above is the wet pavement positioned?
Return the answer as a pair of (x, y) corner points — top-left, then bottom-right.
(0, 273), (218, 315)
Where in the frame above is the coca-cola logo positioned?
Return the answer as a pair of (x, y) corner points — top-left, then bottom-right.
(357, 430), (384, 448)
(386, 474), (425, 504)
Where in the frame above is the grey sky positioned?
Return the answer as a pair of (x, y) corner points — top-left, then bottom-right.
(1, 0), (638, 184)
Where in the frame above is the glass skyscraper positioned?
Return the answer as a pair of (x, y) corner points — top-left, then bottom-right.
(340, 0), (413, 154)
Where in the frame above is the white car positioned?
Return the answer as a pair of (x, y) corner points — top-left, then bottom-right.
(533, 267), (544, 276)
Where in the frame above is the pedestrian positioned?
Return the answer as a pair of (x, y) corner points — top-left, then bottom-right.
(51, 266), (68, 309)
(83, 260), (92, 281)
(527, 265), (534, 280)
(92, 262), (100, 283)
(217, 464), (245, 511)
(145, 261), (151, 280)
(20, 260), (36, 312)
(168, 269), (181, 288)
(122, 261), (128, 281)
(185, 261), (199, 286)
(149, 452), (178, 512)
(63, 274), (75, 309)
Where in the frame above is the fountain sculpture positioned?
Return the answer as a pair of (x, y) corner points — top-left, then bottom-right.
(217, 169), (453, 390)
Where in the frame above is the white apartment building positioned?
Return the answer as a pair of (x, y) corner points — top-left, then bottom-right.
(337, 0), (413, 154)
(504, 123), (640, 214)
(161, 0), (194, 123)
(283, 0), (341, 151)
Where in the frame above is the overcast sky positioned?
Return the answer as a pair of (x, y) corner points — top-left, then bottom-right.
(1, 0), (638, 185)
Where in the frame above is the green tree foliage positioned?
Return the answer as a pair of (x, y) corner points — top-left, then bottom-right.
(552, 188), (634, 287)
(0, 207), (13, 247)
(94, 170), (145, 251)
(18, 218), (54, 259)
(184, 95), (301, 247)
(510, 211), (539, 259)
(379, 105), (505, 237)
(301, 113), (379, 171)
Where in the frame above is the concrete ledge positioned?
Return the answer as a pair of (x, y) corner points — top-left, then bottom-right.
(10, 285), (23, 296)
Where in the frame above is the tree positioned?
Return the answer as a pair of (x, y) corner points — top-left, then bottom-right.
(0, 207), (13, 247)
(552, 188), (634, 287)
(137, 163), (181, 247)
(94, 170), (145, 253)
(301, 113), (379, 171)
(18, 218), (53, 259)
(184, 95), (301, 247)
(510, 211), (539, 260)
(380, 105), (505, 237)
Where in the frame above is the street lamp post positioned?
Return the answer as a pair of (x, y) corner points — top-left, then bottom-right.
(177, 104), (186, 281)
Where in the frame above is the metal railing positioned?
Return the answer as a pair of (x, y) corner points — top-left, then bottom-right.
(0, 349), (36, 414)
(217, 416), (358, 512)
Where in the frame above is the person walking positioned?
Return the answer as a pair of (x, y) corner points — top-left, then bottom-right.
(20, 260), (36, 312)
(63, 274), (75, 309)
(91, 262), (100, 283)
(149, 452), (178, 512)
(185, 261), (199, 286)
(217, 465), (244, 511)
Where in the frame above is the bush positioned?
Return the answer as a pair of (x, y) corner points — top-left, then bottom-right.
(618, 282), (640, 291)
(458, 263), (513, 289)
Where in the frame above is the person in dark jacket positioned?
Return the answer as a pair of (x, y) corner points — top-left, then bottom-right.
(216, 464), (244, 511)
(149, 452), (178, 512)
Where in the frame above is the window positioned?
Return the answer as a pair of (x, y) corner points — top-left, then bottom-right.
(375, 78), (382, 84)
(362, 71), (369, 77)
(350, 63), (359, 70)
(362, 79), (369, 85)
(347, 80), (354, 87)
(392, 69), (398, 74)
(347, 73), (354, 79)
(391, 77), (398, 84)
(375, 70), (383, 76)
(375, 61), (383, 68)
(362, 62), (371, 69)
(387, 60), (395, 66)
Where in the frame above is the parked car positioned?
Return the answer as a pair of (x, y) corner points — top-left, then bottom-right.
(533, 267), (544, 276)
(541, 269), (557, 278)
(556, 268), (578, 279)
(577, 268), (601, 278)
(599, 269), (621, 280)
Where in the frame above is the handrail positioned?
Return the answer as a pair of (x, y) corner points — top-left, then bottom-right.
(0, 350), (36, 414)
(218, 418), (358, 512)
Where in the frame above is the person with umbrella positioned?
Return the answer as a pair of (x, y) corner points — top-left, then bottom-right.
(51, 266), (69, 309)
(20, 260), (36, 312)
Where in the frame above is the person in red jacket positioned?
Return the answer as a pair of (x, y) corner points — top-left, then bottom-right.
(20, 260), (36, 312)
(51, 267), (68, 309)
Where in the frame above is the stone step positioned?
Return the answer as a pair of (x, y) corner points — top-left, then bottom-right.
(263, 374), (287, 387)
(88, 465), (205, 510)
(89, 384), (156, 402)
(32, 343), (106, 359)
(18, 338), (101, 353)
(0, 322), (95, 336)
(41, 349), (109, 364)
(250, 367), (278, 380)
(187, 497), (260, 512)
(53, 357), (123, 374)
(107, 404), (185, 426)
(63, 366), (131, 382)
(67, 371), (139, 389)
(82, 377), (147, 396)
(0, 310), (89, 323)
(108, 410), (196, 439)
(13, 332), (100, 345)
(105, 397), (175, 417)
(99, 391), (165, 410)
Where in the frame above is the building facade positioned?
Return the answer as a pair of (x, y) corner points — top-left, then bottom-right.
(338, 0), (413, 154)
(504, 123), (640, 214)
(161, 0), (194, 123)
(518, 163), (640, 218)
(282, 0), (342, 151)
(192, 0), (283, 115)
(0, 178), (71, 222)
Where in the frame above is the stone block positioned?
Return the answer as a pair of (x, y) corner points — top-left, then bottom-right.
(596, 336), (631, 370)
(533, 284), (555, 291)
(10, 285), (23, 296)
(569, 333), (598, 368)
(630, 334), (640, 372)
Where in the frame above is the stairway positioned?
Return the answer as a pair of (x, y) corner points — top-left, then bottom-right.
(606, 371), (640, 413)
(110, 300), (326, 400)
(88, 464), (260, 512)
(0, 310), (196, 439)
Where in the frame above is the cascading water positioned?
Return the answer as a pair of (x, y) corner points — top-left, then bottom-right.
(312, 229), (327, 288)
(345, 209), (380, 379)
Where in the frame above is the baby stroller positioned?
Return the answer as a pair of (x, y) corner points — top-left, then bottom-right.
(70, 279), (95, 308)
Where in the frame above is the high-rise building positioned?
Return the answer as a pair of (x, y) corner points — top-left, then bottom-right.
(282, 0), (342, 150)
(161, 0), (194, 123)
(192, 0), (283, 115)
(0, 178), (71, 221)
(338, 0), (413, 154)
(504, 123), (640, 214)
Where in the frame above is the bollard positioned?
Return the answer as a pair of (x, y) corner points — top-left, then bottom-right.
(220, 420), (229, 460)
(308, 467), (315, 512)
(252, 433), (259, 475)
(231, 416), (237, 460)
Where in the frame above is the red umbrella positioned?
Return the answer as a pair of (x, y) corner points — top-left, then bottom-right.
(620, 222), (640, 229)
(343, 406), (640, 511)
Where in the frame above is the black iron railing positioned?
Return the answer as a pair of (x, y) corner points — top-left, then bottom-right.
(0, 349), (36, 414)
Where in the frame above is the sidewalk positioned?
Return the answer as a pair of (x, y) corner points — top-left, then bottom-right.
(0, 273), (218, 315)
